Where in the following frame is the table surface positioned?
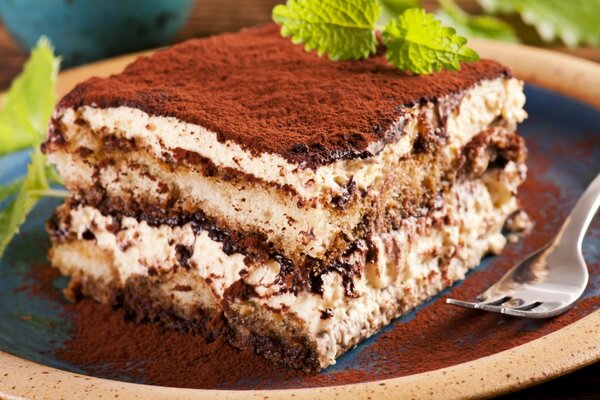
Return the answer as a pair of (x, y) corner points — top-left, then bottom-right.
(0, 1), (598, 398)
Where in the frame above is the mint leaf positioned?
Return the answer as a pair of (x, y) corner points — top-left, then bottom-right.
(437, 0), (518, 42)
(377, 0), (421, 26)
(479, 0), (600, 47)
(0, 39), (64, 258)
(383, 8), (479, 74)
(0, 37), (59, 155)
(272, 0), (380, 60)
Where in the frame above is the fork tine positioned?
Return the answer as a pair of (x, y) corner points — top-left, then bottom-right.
(499, 306), (552, 318)
(447, 298), (505, 314)
(476, 302), (546, 317)
(478, 303), (514, 314)
(446, 296), (512, 309)
(446, 298), (544, 316)
(475, 303), (499, 312)
(445, 298), (481, 309)
(448, 301), (562, 319)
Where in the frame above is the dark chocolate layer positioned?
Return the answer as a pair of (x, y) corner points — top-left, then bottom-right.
(56, 24), (511, 169)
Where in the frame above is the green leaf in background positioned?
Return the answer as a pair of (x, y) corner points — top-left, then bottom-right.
(0, 39), (66, 258)
(377, 0), (421, 26)
(272, 0), (381, 60)
(0, 37), (59, 155)
(383, 8), (480, 74)
(437, 0), (518, 42)
(479, 0), (600, 47)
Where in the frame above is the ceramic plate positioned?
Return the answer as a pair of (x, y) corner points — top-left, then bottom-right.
(0, 39), (599, 399)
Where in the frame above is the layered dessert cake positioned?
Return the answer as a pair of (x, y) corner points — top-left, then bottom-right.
(43, 25), (529, 371)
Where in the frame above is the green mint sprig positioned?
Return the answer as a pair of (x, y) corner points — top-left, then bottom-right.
(0, 39), (67, 258)
(384, 8), (479, 74)
(272, 0), (479, 74)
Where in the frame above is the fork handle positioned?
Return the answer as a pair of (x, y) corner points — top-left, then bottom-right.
(560, 172), (600, 250)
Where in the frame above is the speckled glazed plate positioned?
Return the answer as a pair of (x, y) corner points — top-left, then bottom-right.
(0, 39), (599, 399)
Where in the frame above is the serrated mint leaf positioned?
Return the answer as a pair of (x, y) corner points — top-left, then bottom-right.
(383, 8), (479, 74)
(0, 38), (64, 259)
(272, 0), (380, 60)
(437, 0), (518, 42)
(377, 0), (421, 26)
(0, 37), (60, 156)
(479, 0), (600, 47)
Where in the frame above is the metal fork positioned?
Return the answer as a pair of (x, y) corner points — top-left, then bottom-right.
(447, 172), (600, 319)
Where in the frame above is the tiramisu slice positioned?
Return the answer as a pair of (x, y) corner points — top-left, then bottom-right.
(43, 25), (529, 371)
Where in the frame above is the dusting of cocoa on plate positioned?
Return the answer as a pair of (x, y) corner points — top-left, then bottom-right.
(22, 253), (597, 390)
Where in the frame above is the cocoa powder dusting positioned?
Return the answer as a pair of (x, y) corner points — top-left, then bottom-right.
(14, 263), (66, 303)
(56, 24), (510, 169)
(55, 301), (300, 388)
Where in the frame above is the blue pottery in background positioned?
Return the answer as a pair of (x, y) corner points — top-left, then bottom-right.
(0, 0), (194, 67)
